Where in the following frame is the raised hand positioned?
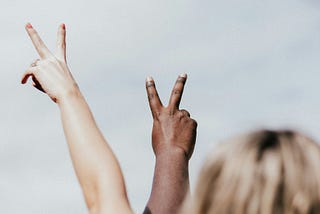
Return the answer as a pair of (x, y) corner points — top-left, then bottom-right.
(146, 74), (197, 159)
(21, 23), (78, 103)
(144, 74), (197, 214)
(22, 24), (132, 213)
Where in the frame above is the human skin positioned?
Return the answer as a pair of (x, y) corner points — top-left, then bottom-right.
(144, 74), (197, 214)
(21, 23), (132, 214)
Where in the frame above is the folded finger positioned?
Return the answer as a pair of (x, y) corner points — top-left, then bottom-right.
(168, 74), (187, 110)
(32, 76), (45, 93)
(56, 23), (66, 61)
(146, 76), (163, 118)
(25, 23), (52, 59)
(180, 109), (191, 117)
(21, 67), (37, 84)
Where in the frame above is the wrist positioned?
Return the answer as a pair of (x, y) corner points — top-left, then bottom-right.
(155, 145), (189, 163)
(57, 86), (83, 106)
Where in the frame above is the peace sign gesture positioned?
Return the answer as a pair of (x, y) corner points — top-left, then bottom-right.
(146, 74), (197, 159)
(21, 23), (79, 103)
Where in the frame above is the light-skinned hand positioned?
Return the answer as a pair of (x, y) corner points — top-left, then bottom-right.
(21, 23), (79, 103)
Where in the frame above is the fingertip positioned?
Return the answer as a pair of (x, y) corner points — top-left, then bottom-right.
(21, 77), (27, 84)
(21, 74), (26, 84)
(146, 76), (156, 89)
(146, 76), (154, 82)
(60, 23), (66, 30)
(179, 73), (187, 79)
(21, 71), (31, 84)
(25, 23), (33, 29)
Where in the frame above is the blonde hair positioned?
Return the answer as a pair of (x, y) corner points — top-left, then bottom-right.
(185, 130), (320, 214)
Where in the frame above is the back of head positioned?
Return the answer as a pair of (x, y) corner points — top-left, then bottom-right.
(187, 130), (320, 214)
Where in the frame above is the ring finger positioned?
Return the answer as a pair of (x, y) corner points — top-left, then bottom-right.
(30, 59), (40, 67)
(180, 109), (190, 117)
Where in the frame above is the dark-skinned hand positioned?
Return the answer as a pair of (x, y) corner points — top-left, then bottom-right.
(146, 74), (197, 160)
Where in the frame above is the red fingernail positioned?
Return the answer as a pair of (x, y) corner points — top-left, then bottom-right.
(61, 23), (65, 30)
(26, 23), (33, 29)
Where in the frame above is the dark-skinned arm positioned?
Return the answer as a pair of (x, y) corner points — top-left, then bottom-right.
(143, 74), (197, 214)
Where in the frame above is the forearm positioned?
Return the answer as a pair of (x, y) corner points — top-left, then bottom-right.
(22, 23), (131, 213)
(145, 148), (190, 214)
(58, 91), (130, 212)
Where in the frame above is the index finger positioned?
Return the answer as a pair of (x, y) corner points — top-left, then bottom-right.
(146, 76), (163, 118)
(25, 23), (52, 59)
(168, 74), (187, 110)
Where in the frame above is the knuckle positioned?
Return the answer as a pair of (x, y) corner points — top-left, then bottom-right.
(153, 111), (161, 120)
(56, 58), (65, 65)
(172, 89), (181, 96)
(36, 60), (43, 66)
(32, 69), (40, 76)
(29, 30), (37, 36)
(47, 57), (57, 64)
(36, 40), (45, 48)
(146, 82), (155, 89)
(58, 41), (66, 48)
(179, 109), (190, 118)
(177, 111), (184, 118)
(169, 109), (175, 116)
(148, 93), (155, 101)
(182, 109), (190, 115)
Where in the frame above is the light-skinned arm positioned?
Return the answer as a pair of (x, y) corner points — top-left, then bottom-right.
(144, 74), (197, 214)
(21, 23), (132, 214)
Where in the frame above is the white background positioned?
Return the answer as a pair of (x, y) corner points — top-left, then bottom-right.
(1, 0), (320, 213)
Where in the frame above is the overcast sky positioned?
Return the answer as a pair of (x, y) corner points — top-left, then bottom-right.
(1, 0), (320, 213)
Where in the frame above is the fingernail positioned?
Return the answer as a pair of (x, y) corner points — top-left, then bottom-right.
(26, 23), (33, 29)
(146, 76), (154, 82)
(179, 73), (187, 78)
(61, 23), (66, 30)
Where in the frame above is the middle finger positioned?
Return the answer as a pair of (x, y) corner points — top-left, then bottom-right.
(168, 74), (187, 110)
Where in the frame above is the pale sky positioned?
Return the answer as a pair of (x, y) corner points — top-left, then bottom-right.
(1, 0), (320, 213)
